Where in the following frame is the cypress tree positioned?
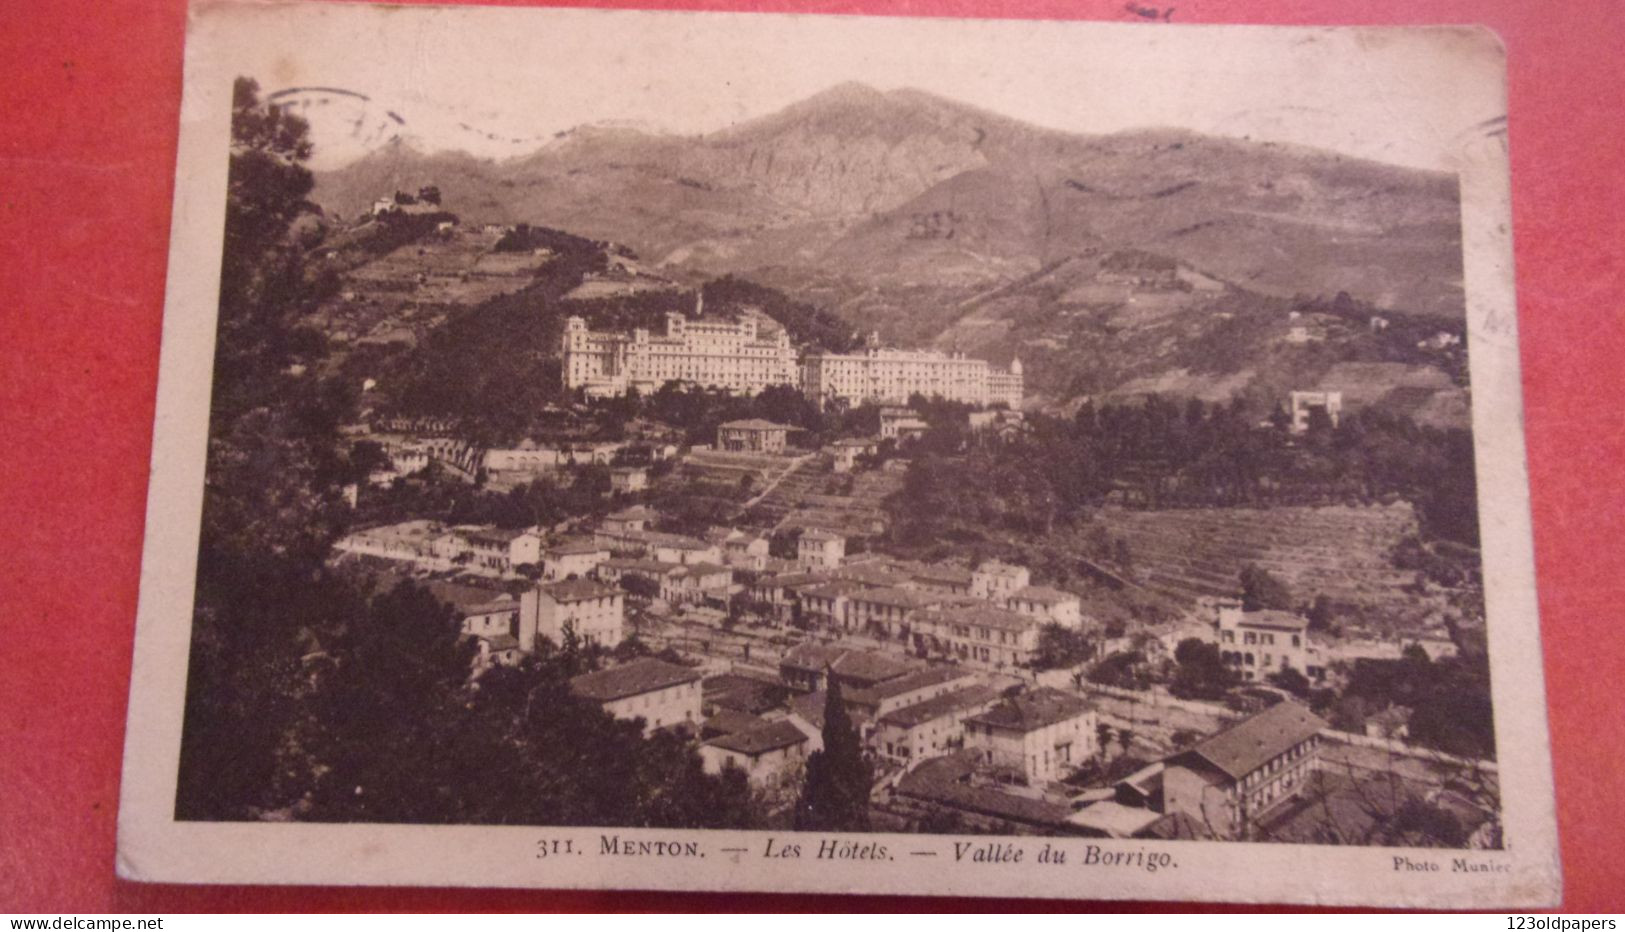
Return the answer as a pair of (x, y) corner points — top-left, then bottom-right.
(794, 673), (873, 831)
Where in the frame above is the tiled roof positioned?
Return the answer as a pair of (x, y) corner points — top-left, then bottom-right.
(701, 709), (770, 738)
(460, 526), (529, 544)
(753, 572), (831, 591)
(965, 687), (1094, 733)
(718, 418), (792, 432)
(779, 643), (917, 686)
(1008, 585), (1077, 605)
(606, 505), (659, 521)
(540, 578), (621, 602)
(800, 528), (844, 542)
(849, 586), (939, 610)
(852, 665), (977, 704)
(1238, 610), (1309, 631)
(426, 581), (516, 616)
(895, 752), (1074, 828)
(797, 581), (868, 602)
(830, 564), (912, 588)
(478, 633), (520, 652)
(1177, 700), (1328, 781)
(570, 658), (701, 702)
(547, 538), (607, 556)
(703, 719), (808, 755)
(601, 558), (681, 575)
(923, 604), (1040, 634)
(877, 684), (1001, 729)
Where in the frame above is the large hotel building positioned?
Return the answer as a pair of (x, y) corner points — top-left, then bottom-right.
(801, 344), (1023, 410)
(563, 308), (1023, 410)
(562, 311), (799, 399)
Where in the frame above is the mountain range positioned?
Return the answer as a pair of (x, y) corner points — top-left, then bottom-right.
(310, 82), (1467, 414)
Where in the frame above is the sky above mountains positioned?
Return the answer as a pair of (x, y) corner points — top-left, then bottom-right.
(208, 3), (1507, 172)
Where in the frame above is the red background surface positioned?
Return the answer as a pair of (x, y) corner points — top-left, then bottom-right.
(2, 0), (1621, 913)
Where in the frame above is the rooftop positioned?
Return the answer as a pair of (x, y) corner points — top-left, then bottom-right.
(848, 586), (940, 610)
(800, 528), (845, 542)
(672, 563), (732, 580)
(878, 684), (1001, 729)
(1175, 700), (1329, 781)
(924, 604), (1041, 634)
(850, 665), (976, 705)
(1066, 800), (1166, 838)
(701, 708), (770, 738)
(570, 658), (701, 702)
(718, 418), (793, 432)
(1236, 610), (1310, 631)
(788, 690), (871, 732)
(539, 578), (621, 602)
(908, 563), (974, 586)
(895, 751), (1075, 829)
(703, 719), (809, 755)
(475, 633), (520, 652)
(460, 526), (531, 545)
(975, 560), (1027, 577)
(606, 505), (660, 522)
(546, 538), (608, 557)
(965, 687), (1094, 733)
(425, 580), (516, 616)
(780, 643), (918, 685)
(1008, 585), (1078, 606)
(601, 558), (683, 576)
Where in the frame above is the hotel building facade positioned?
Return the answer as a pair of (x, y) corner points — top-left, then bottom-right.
(561, 310), (799, 398)
(562, 306), (1024, 410)
(801, 345), (1024, 411)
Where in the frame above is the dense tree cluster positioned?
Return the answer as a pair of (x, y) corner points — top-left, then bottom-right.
(178, 78), (762, 829)
(888, 394), (1481, 549)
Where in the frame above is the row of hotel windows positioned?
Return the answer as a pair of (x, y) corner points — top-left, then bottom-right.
(1221, 630), (1303, 647)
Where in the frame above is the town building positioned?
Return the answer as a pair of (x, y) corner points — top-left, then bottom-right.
(911, 605), (1042, 670)
(1214, 599), (1320, 681)
(873, 684), (1002, 763)
(699, 719), (811, 787)
(457, 526), (543, 573)
(428, 582), (524, 676)
(649, 535), (722, 566)
(569, 658), (703, 736)
(903, 562), (975, 597)
(844, 586), (943, 639)
(520, 578), (625, 650)
(594, 557), (683, 593)
(561, 309), (799, 398)
(794, 581), (867, 630)
(840, 665), (982, 720)
(971, 560), (1031, 601)
(1005, 585), (1083, 629)
(601, 505), (659, 535)
(877, 407), (930, 441)
(659, 563), (734, 606)
(610, 466), (648, 493)
(830, 437), (879, 473)
(706, 527), (770, 570)
(1158, 700), (1327, 840)
(1288, 390), (1343, 433)
(801, 341), (1023, 411)
(333, 519), (446, 566)
(963, 687), (1098, 786)
(542, 539), (611, 582)
(797, 528), (846, 571)
(778, 643), (918, 694)
(716, 419), (793, 454)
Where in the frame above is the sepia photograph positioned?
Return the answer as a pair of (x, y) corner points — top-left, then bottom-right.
(116, 2), (1558, 906)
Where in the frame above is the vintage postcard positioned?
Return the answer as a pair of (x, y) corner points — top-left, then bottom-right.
(119, 1), (1559, 906)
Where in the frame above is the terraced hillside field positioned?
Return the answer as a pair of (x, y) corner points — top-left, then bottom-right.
(1093, 503), (1422, 612)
